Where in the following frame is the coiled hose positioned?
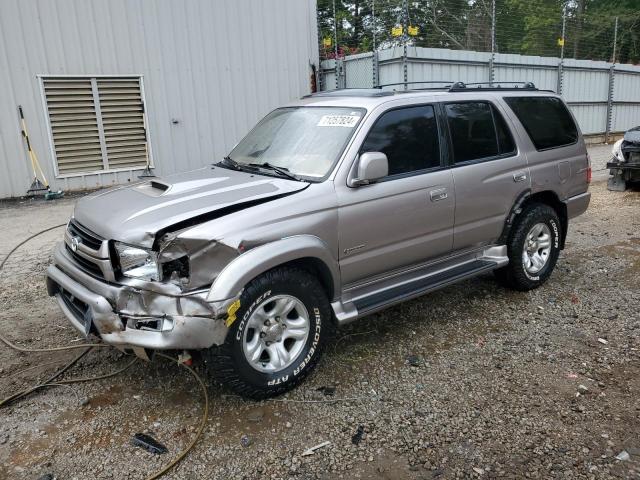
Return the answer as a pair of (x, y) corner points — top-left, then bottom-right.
(0, 223), (209, 480)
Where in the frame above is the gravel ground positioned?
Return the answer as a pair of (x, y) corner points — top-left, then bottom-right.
(0, 151), (639, 479)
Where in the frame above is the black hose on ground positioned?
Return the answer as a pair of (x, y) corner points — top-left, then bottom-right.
(0, 223), (209, 479)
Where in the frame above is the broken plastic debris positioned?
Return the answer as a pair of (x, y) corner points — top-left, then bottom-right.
(178, 351), (193, 366)
(352, 425), (365, 445)
(302, 440), (330, 456)
(131, 433), (168, 454)
(597, 338), (608, 345)
(615, 450), (630, 461)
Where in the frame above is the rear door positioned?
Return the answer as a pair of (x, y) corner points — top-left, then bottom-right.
(443, 100), (529, 251)
(336, 104), (455, 285)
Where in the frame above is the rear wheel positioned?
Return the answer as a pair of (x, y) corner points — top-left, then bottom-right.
(204, 266), (333, 399)
(495, 203), (561, 291)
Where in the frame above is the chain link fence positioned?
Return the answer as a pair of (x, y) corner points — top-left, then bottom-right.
(317, 0), (639, 63)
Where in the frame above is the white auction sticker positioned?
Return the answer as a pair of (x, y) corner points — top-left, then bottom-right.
(317, 115), (360, 127)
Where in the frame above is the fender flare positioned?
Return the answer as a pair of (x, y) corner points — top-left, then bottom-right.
(206, 235), (340, 302)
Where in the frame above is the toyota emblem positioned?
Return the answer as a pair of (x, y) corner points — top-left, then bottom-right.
(70, 236), (81, 252)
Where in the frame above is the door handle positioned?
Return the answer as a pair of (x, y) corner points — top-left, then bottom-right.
(513, 172), (527, 183)
(429, 188), (448, 202)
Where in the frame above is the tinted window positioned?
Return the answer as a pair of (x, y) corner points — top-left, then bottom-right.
(445, 102), (499, 163)
(361, 105), (440, 176)
(493, 105), (516, 154)
(504, 96), (578, 150)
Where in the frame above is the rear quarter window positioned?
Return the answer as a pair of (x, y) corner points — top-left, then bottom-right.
(504, 96), (578, 150)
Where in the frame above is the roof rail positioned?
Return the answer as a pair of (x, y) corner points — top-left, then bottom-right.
(448, 81), (537, 92)
(302, 88), (394, 98)
(376, 81), (454, 89)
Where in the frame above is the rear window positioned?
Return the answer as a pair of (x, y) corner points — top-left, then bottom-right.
(504, 96), (578, 150)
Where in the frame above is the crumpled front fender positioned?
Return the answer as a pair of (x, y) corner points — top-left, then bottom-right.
(206, 235), (340, 303)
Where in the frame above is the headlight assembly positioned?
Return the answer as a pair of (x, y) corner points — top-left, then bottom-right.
(114, 242), (159, 281)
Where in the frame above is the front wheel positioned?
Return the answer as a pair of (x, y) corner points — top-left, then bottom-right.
(495, 203), (561, 291)
(204, 266), (333, 399)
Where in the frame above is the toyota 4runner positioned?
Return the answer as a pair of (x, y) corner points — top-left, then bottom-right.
(46, 82), (591, 398)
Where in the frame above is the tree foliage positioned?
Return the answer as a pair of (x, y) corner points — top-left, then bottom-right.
(317, 0), (640, 63)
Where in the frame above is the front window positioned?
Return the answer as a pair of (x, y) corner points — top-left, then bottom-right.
(227, 107), (364, 180)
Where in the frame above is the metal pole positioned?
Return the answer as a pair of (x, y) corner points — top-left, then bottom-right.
(605, 65), (615, 143)
(372, 50), (379, 88)
(402, 0), (408, 90)
(333, 0), (339, 89)
(489, 0), (496, 85)
(372, 0), (376, 51)
(612, 16), (619, 63)
(557, 6), (566, 95)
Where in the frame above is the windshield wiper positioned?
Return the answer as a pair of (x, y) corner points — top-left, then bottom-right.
(247, 162), (301, 181)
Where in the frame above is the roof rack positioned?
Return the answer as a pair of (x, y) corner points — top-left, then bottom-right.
(376, 80), (538, 93)
(448, 81), (537, 92)
(304, 81), (540, 99)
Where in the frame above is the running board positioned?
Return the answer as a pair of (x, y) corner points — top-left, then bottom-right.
(346, 259), (498, 320)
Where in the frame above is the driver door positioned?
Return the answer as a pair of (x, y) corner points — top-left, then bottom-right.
(336, 104), (455, 286)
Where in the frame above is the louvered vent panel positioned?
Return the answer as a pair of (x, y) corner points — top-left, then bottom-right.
(97, 78), (147, 169)
(43, 78), (104, 174)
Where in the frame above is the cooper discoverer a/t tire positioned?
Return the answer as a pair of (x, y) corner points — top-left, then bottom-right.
(495, 203), (561, 291)
(204, 266), (333, 399)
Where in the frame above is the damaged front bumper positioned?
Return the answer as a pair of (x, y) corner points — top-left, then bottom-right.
(46, 242), (231, 352)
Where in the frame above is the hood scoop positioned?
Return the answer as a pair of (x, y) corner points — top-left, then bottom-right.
(150, 180), (170, 192)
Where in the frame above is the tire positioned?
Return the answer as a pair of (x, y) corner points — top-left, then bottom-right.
(494, 203), (561, 291)
(204, 266), (333, 399)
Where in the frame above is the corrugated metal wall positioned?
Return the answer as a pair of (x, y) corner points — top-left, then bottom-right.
(321, 47), (640, 138)
(0, 0), (318, 198)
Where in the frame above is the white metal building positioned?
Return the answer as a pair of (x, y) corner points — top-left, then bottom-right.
(0, 0), (319, 198)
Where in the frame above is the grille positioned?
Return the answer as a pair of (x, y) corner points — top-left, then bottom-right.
(68, 220), (103, 250)
(59, 287), (89, 323)
(66, 245), (105, 279)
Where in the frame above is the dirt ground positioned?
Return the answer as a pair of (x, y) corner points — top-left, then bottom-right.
(0, 152), (638, 479)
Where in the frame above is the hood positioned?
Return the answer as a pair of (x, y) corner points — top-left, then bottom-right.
(73, 166), (309, 247)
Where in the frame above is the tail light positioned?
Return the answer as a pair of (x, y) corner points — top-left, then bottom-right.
(586, 153), (592, 184)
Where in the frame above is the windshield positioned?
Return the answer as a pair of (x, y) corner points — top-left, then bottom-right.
(227, 107), (365, 180)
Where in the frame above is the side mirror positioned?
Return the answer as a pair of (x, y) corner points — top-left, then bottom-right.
(349, 152), (388, 187)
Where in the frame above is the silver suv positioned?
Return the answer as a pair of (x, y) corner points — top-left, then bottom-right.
(46, 83), (591, 398)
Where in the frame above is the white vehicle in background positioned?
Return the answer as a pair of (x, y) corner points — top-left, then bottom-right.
(608, 126), (640, 191)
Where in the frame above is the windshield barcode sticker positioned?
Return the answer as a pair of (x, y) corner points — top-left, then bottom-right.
(317, 115), (360, 127)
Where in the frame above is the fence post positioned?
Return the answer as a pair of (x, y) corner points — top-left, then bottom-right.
(489, 0), (496, 85)
(403, 45), (408, 90)
(372, 50), (379, 88)
(557, 7), (566, 94)
(605, 65), (615, 143)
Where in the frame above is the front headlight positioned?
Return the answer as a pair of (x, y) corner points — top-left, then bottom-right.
(114, 242), (159, 281)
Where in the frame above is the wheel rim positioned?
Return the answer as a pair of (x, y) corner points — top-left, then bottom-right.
(242, 294), (310, 373)
(522, 222), (552, 275)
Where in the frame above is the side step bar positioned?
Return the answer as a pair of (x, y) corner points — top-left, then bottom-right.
(353, 259), (497, 316)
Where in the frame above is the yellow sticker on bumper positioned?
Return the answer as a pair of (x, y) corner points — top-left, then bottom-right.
(225, 299), (241, 328)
